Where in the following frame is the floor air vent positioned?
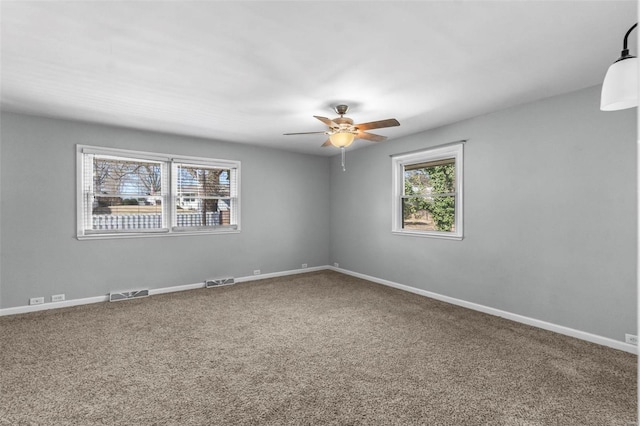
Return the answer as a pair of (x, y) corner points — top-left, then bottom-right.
(205, 278), (235, 288)
(109, 289), (149, 302)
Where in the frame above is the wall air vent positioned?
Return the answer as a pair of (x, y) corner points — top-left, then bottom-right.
(109, 289), (149, 302)
(205, 278), (235, 288)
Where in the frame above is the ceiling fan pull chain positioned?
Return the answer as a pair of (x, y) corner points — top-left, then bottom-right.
(341, 147), (346, 171)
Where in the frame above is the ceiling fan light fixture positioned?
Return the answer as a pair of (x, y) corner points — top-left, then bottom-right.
(329, 131), (355, 148)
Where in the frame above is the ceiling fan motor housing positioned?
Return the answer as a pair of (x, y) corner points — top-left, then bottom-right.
(333, 116), (354, 127)
(334, 104), (350, 115)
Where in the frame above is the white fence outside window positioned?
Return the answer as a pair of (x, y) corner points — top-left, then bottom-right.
(92, 212), (227, 230)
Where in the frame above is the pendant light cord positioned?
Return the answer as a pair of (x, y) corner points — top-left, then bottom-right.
(618, 23), (637, 61)
(623, 23), (637, 50)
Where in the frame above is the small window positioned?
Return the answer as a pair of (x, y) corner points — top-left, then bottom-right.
(392, 142), (464, 239)
(77, 145), (240, 239)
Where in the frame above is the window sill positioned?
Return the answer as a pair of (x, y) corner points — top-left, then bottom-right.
(77, 228), (240, 240)
(391, 230), (463, 241)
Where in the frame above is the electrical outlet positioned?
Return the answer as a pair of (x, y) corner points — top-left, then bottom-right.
(29, 297), (45, 305)
(51, 294), (65, 302)
(625, 334), (638, 345)
(301, 263), (308, 269)
(253, 269), (261, 275)
(333, 262), (339, 268)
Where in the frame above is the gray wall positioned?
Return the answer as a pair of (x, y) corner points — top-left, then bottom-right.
(1, 85), (636, 344)
(329, 85), (637, 342)
(0, 112), (331, 308)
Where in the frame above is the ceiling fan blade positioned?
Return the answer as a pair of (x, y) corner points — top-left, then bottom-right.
(283, 131), (327, 136)
(314, 116), (339, 128)
(357, 132), (387, 142)
(321, 139), (332, 147)
(354, 118), (400, 131)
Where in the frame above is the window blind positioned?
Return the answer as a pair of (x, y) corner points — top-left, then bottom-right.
(173, 162), (238, 229)
(77, 145), (241, 239)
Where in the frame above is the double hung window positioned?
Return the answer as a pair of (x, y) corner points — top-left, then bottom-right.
(392, 142), (464, 239)
(173, 163), (237, 230)
(77, 145), (240, 239)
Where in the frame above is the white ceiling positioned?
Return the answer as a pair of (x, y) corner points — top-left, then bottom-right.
(1, 1), (637, 156)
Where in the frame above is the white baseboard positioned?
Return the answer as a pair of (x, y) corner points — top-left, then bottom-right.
(1, 265), (634, 355)
(330, 266), (637, 355)
(149, 282), (204, 296)
(0, 295), (109, 316)
(235, 265), (327, 283)
(0, 266), (327, 317)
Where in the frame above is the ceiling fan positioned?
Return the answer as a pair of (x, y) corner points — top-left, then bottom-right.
(284, 104), (400, 170)
(284, 104), (400, 148)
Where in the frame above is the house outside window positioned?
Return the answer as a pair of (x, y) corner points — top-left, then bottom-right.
(392, 142), (464, 240)
(77, 145), (240, 239)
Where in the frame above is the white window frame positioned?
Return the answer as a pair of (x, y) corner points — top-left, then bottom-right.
(77, 145), (241, 240)
(391, 141), (464, 240)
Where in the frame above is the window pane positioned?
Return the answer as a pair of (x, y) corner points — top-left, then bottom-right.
(402, 196), (456, 232)
(176, 165), (231, 197)
(89, 156), (165, 231)
(404, 160), (456, 196)
(94, 158), (163, 196)
(92, 196), (163, 230)
(175, 164), (236, 229)
(175, 198), (232, 227)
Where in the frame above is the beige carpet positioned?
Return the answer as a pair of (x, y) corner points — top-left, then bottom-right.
(0, 271), (636, 425)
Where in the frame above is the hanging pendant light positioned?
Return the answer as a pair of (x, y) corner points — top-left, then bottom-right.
(601, 23), (638, 111)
